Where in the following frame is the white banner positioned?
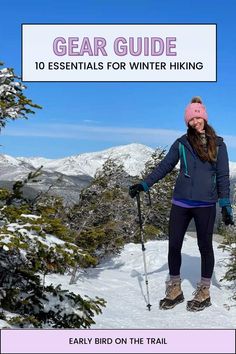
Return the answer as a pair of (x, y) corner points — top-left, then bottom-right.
(22, 24), (216, 82)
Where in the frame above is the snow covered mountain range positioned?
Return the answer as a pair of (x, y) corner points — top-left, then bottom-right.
(15, 143), (154, 178)
(0, 143), (236, 205)
(1, 143), (236, 178)
(0, 143), (153, 204)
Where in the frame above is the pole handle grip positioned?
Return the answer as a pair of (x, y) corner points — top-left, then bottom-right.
(147, 190), (152, 207)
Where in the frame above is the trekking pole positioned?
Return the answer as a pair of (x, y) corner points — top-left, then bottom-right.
(147, 190), (152, 207)
(136, 192), (152, 311)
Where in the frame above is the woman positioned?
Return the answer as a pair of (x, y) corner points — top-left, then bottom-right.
(129, 96), (234, 312)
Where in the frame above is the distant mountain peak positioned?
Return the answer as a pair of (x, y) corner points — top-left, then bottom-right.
(0, 154), (21, 166)
(16, 143), (155, 177)
(2, 143), (236, 179)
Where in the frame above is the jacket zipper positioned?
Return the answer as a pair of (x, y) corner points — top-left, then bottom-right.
(179, 139), (196, 199)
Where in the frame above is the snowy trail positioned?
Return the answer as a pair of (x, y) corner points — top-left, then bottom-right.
(47, 235), (236, 329)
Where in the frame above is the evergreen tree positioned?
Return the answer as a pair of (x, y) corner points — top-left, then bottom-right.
(69, 158), (135, 264)
(0, 62), (105, 327)
(218, 183), (236, 304)
(0, 177), (105, 328)
(0, 62), (41, 126)
(68, 151), (178, 267)
(141, 148), (178, 237)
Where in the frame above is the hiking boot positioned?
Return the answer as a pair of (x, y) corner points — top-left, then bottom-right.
(159, 279), (184, 310)
(186, 283), (211, 312)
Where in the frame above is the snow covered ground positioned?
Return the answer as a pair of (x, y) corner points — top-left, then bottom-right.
(46, 234), (236, 329)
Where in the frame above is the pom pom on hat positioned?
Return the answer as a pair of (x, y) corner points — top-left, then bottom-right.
(184, 97), (208, 126)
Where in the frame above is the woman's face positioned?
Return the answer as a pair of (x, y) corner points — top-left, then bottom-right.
(188, 117), (205, 133)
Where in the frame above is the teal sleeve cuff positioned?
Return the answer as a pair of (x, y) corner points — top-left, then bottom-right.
(141, 181), (149, 192)
(219, 198), (231, 207)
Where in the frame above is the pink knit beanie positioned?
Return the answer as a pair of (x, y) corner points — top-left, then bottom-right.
(184, 97), (208, 126)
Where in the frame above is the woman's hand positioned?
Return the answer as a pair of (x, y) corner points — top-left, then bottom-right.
(129, 184), (144, 198)
(221, 206), (234, 226)
(219, 198), (234, 226)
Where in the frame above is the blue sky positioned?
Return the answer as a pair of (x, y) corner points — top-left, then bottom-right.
(1, 0), (236, 160)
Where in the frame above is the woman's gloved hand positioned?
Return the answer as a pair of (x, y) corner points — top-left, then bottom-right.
(129, 184), (144, 198)
(219, 198), (234, 226)
(221, 206), (234, 226)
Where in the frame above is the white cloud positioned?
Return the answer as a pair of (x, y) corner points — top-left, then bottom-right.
(2, 123), (183, 146)
(2, 123), (236, 150)
(82, 119), (101, 124)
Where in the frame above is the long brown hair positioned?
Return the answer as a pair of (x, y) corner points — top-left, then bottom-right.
(187, 97), (218, 162)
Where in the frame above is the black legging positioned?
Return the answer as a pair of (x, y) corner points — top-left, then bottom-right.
(168, 204), (216, 279)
